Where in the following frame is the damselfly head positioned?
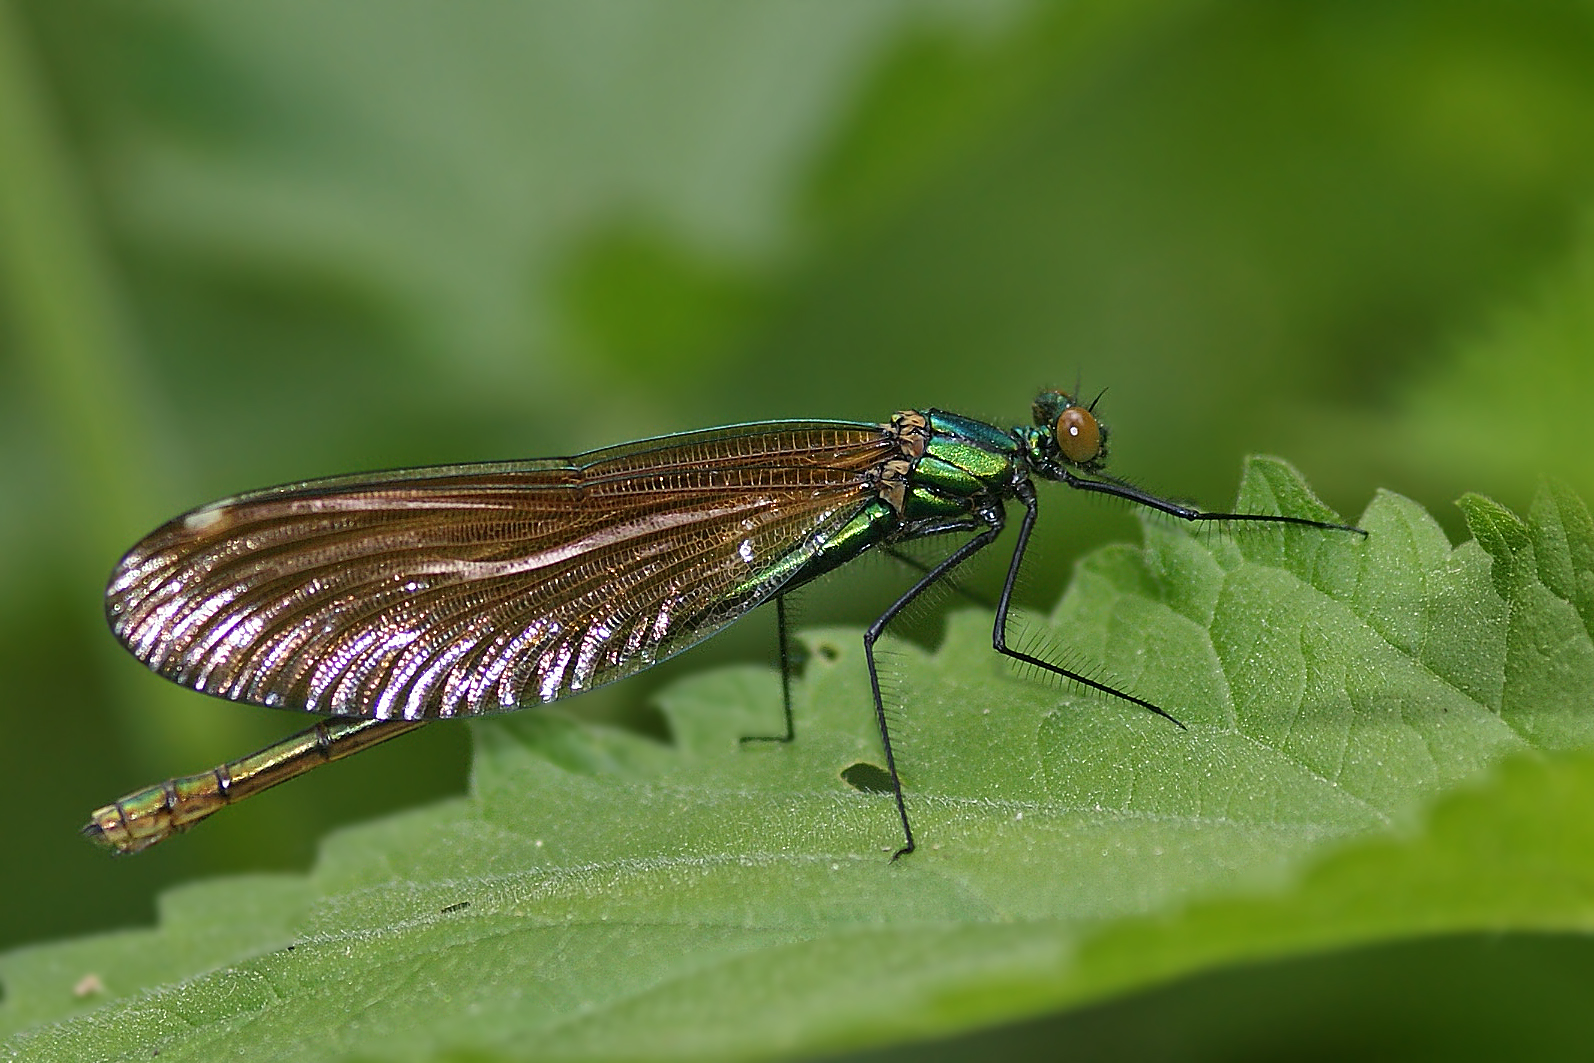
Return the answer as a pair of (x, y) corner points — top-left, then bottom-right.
(1030, 389), (1108, 471)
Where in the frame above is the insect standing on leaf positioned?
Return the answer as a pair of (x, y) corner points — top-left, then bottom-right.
(85, 389), (1366, 858)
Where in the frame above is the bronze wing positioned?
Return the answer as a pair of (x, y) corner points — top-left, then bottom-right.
(107, 421), (896, 720)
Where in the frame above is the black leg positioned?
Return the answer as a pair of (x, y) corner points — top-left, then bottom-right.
(1060, 470), (1367, 536)
(866, 514), (1005, 859)
(991, 482), (1186, 728)
(741, 594), (797, 744)
(777, 593), (795, 741)
(882, 546), (993, 609)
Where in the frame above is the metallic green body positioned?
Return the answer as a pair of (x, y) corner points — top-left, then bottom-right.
(777, 408), (1025, 592)
(756, 497), (900, 593)
(901, 411), (1021, 521)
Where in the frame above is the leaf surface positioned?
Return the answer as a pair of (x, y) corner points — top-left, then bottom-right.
(4, 461), (1591, 1063)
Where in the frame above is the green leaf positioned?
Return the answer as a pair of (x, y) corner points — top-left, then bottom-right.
(4, 461), (1592, 1063)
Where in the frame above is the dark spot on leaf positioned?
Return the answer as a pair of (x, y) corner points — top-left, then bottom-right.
(841, 761), (893, 794)
(632, 703), (673, 743)
(815, 641), (841, 662)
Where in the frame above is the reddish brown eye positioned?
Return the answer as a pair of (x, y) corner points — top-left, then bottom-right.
(1055, 406), (1102, 464)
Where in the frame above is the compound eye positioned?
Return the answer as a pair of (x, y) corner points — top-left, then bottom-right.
(1055, 406), (1102, 464)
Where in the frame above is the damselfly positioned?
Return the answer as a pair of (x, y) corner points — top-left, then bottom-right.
(85, 390), (1364, 857)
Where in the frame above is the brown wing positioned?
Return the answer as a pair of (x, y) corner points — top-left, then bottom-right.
(107, 421), (895, 719)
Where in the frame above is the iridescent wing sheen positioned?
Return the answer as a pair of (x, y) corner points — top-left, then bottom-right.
(107, 421), (895, 720)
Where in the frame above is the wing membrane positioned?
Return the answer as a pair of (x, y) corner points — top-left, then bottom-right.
(107, 421), (894, 719)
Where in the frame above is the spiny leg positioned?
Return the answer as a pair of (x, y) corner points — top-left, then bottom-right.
(739, 548), (994, 753)
(991, 482), (1185, 727)
(866, 515), (1005, 860)
(1059, 469), (1367, 537)
(882, 545), (993, 609)
(985, 473), (1367, 723)
(741, 593), (797, 744)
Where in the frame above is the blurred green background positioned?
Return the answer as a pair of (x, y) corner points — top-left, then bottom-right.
(4, 0), (1594, 1055)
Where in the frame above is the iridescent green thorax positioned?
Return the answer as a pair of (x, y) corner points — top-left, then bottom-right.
(756, 407), (1028, 595)
(924, 411), (1023, 482)
(896, 410), (1024, 521)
